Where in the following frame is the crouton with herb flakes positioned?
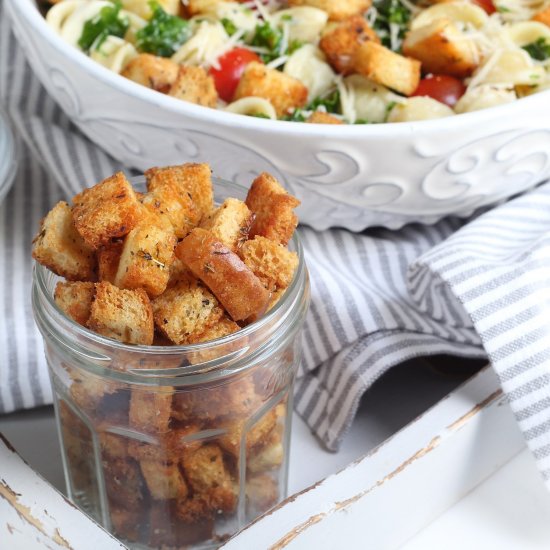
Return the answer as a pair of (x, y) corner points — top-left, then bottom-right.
(145, 163), (214, 224)
(152, 276), (224, 345)
(72, 172), (142, 249)
(32, 201), (97, 281)
(245, 173), (300, 246)
(54, 281), (95, 326)
(129, 387), (173, 434)
(97, 241), (123, 284)
(200, 198), (254, 251)
(87, 281), (154, 345)
(121, 53), (179, 94)
(233, 62), (308, 117)
(176, 228), (270, 322)
(114, 210), (177, 298)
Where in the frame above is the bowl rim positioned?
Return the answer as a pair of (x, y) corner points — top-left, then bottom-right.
(11, 0), (550, 138)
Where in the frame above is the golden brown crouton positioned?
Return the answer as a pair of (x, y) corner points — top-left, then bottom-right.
(104, 458), (146, 511)
(128, 424), (203, 462)
(233, 62), (308, 117)
(141, 178), (198, 239)
(533, 7), (550, 26)
(180, 444), (237, 514)
(248, 426), (284, 473)
(353, 41), (421, 95)
(187, 315), (240, 344)
(200, 198), (254, 251)
(176, 228), (270, 322)
(183, 0), (219, 16)
(68, 369), (121, 411)
(245, 173), (300, 246)
(288, 0), (371, 21)
(240, 236), (298, 293)
(140, 460), (189, 500)
(246, 474), (279, 514)
(152, 277), (224, 344)
(32, 201), (97, 281)
(97, 242), (123, 283)
(114, 211), (177, 298)
(72, 172), (141, 250)
(121, 53), (179, 93)
(402, 19), (478, 79)
(219, 408), (278, 457)
(306, 111), (345, 124)
(172, 375), (259, 423)
(319, 15), (380, 74)
(168, 66), (218, 108)
(54, 281), (95, 326)
(87, 281), (154, 345)
(145, 163), (214, 224)
(129, 387), (173, 434)
(98, 430), (129, 460)
(167, 257), (194, 287)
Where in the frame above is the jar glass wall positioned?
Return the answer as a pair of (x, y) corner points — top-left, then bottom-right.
(32, 178), (309, 549)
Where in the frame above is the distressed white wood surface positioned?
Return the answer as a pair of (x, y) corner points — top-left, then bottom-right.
(0, 434), (126, 550)
(222, 366), (525, 550)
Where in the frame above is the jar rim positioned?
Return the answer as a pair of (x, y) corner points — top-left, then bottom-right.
(33, 175), (307, 360)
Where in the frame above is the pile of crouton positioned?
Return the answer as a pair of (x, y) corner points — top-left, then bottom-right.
(32, 164), (300, 546)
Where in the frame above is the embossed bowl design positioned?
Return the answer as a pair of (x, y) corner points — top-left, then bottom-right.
(8, 0), (550, 230)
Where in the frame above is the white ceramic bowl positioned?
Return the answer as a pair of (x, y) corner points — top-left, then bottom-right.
(8, 0), (550, 230)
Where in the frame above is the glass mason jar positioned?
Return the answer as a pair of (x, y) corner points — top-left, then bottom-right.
(32, 178), (310, 549)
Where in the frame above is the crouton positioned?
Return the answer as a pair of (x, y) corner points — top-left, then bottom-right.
(248, 426), (284, 473)
(218, 408), (278, 457)
(87, 282), (154, 345)
(246, 474), (278, 513)
(187, 315), (240, 344)
(533, 7), (550, 26)
(72, 172), (141, 249)
(128, 424), (203, 462)
(149, 501), (214, 548)
(68, 368), (121, 411)
(103, 458), (146, 511)
(141, 178), (198, 239)
(145, 163), (213, 224)
(239, 236), (298, 293)
(172, 376), (259, 423)
(200, 198), (254, 251)
(233, 62), (308, 117)
(114, 211), (177, 298)
(152, 277), (224, 344)
(353, 41), (421, 95)
(169, 66), (218, 108)
(167, 257), (194, 287)
(180, 444), (237, 514)
(140, 460), (189, 500)
(183, 0), (220, 16)
(110, 507), (143, 543)
(306, 111), (344, 124)
(129, 388), (173, 434)
(245, 173), (300, 246)
(97, 241), (123, 283)
(98, 431), (129, 460)
(54, 281), (95, 325)
(121, 53), (179, 93)
(176, 228), (270, 322)
(319, 15), (380, 74)
(32, 201), (96, 280)
(288, 0), (371, 21)
(402, 19), (478, 78)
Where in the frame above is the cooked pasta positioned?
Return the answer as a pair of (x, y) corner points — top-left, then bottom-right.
(44, 0), (550, 123)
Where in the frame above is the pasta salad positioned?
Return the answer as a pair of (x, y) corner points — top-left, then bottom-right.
(43, 0), (550, 123)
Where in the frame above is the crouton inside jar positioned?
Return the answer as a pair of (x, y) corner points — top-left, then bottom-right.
(32, 165), (309, 549)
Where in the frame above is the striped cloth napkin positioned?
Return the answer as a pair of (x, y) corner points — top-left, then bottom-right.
(3, 0), (550, 487)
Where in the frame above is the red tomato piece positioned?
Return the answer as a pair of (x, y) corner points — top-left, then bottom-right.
(471, 0), (496, 14)
(411, 75), (467, 108)
(209, 47), (261, 102)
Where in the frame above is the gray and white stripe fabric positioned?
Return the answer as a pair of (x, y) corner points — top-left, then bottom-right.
(3, 0), (550, 487)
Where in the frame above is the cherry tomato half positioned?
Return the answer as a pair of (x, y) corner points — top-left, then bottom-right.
(411, 75), (467, 108)
(471, 0), (496, 14)
(209, 47), (261, 102)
